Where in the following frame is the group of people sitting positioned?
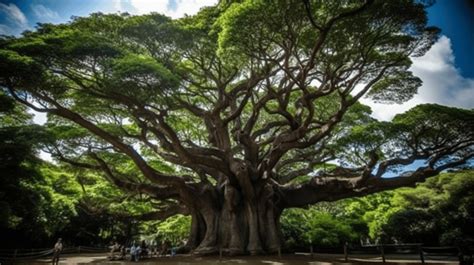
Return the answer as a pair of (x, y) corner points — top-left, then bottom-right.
(108, 240), (177, 261)
(107, 241), (127, 261)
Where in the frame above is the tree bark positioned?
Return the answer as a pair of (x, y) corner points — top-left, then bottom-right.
(182, 180), (282, 256)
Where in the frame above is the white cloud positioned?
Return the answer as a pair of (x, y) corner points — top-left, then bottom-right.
(169, 0), (217, 18)
(112, 0), (124, 12)
(0, 3), (28, 26)
(31, 4), (60, 22)
(0, 3), (28, 35)
(128, 0), (169, 15)
(114, 0), (217, 18)
(0, 24), (14, 35)
(361, 36), (474, 121)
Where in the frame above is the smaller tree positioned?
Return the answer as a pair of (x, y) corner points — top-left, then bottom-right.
(0, 93), (73, 248)
(382, 170), (474, 245)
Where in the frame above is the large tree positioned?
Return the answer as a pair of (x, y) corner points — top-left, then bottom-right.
(1, 0), (473, 255)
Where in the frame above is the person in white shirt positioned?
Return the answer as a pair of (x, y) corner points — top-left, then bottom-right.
(52, 238), (63, 265)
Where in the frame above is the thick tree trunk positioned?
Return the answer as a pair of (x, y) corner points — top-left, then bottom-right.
(184, 182), (281, 255)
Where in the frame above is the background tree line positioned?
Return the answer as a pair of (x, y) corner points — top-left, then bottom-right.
(281, 169), (474, 251)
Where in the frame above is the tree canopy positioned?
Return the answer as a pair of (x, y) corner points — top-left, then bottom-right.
(0, 0), (472, 255)
(0, 94), (163, 248)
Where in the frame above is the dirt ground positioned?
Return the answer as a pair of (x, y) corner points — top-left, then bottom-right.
(18, 253), (460, 265)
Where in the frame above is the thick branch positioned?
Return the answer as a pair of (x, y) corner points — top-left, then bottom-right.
(280, 166), (438, 208)
(281, 152), (472, 208)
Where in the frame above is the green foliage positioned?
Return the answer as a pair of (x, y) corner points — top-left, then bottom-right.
(142, 215), (191, 245)
(334, 103), (474, 169)
(107, 53), (180, 102)
(0, 94), (157, 248)
(345, 192), (402, 240)
(215, 0), (438, 102)
(281, 206), (359, 249)
(306, 212), (356, 246)
(368, 72), (422, 103)
(382, 171), (474, 245)
(281, 170), (474, 248)
(0, 95), (77, 247)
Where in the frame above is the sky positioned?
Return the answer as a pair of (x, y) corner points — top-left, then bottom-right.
(0, 0), (473, 124)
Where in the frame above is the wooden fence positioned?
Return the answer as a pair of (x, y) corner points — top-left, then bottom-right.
(0, 246), (108, 262)
(336, 243), (471, 264)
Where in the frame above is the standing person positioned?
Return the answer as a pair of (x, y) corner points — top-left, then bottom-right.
(52, 238), (63, 265)
(160, 241), (169, 257)
(130, 243), (137, 262)
(171, 246), (176, 257)
(140, 240), (148, 258)
(135, 244), (142, 261)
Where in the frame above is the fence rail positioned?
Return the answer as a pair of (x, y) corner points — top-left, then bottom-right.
(303, 243), (473, 264)
(1, 243), (472, 264)
(0, 246), (108, 262)
(340, 244), (471, 264)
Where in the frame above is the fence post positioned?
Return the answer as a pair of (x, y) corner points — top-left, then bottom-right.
(381, 244), (386, 263)
(13, 249), (18, 262)
(419, 246), (425, 264)
(310, 245), (314, 259)
(344, 242), (349, 262)
(219, 246), (222, 261)
(78, 246), (81, 253)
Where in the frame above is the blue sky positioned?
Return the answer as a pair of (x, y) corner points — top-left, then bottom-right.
(0, 0), (215, 32)
(427, 0), (474, 78)
(0, 0), (473, 122)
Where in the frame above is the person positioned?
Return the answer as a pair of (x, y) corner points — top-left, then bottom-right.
(140, 240), (148, 258)
(171, 245), (176, 257)
(108, 241), (120, 260)
(135, 244), (142, 261)
(130, 243), (137, 262)
(52, 238), (63, 265)
(119, 244), (126, 260)
(160, 241), (169, 257)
